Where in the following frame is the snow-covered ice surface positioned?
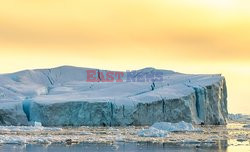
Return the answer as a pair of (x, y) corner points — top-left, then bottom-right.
(0, 66), (228, 126)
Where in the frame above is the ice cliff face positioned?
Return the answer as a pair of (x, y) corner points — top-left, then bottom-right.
(0, 102), (28, 126)
(0, 66), (228, 126)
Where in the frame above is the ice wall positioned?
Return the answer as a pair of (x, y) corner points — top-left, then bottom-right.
(0, 102), (28, 126)
(27, 78), (227, 126)
(0, 66), (228, 126)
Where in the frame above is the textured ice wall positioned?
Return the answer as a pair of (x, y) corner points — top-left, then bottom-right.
(0, 66), (228, 126)
(0, 102), (28, 126)
(193, 78), (228, 125)
(27, 78), (227, 126)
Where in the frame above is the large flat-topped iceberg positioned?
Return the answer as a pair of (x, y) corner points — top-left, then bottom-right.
(0, 66), (228, 126)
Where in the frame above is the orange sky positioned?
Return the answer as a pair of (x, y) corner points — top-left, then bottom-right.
(0, 0), (250, 114)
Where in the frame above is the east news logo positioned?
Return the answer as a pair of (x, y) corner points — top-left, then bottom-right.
(86, 70), (163, 82)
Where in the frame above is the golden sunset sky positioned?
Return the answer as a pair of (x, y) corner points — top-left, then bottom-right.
(0, 0), (250, 114)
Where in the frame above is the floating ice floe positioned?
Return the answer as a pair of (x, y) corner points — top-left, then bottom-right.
(151, 121), (202, 132)
(0, 125), (62, 132)
(0, 135), (54, 145)
(137, 127), (168, 137)
(138, 121), (201, 137)
(228, 114), (250, 123)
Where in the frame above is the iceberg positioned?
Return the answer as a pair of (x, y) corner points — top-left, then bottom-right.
(150, 121), (201, 132)
(0, 66), (228, 126)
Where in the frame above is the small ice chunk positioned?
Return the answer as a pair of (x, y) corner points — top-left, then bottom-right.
(151, 121), (201, 132)
(137, 127), (168, 137)
(34, 121), (42, 127)
(138, 121), (201, 137)
(182, 139), (200, 144)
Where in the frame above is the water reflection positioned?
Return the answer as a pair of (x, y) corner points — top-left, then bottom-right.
(0, 140), (249, 152)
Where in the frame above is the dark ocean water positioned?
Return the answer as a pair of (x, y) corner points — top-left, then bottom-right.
(0, 141), (249, 152)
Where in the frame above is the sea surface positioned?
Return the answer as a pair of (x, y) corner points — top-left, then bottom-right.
(0, 122), (249, 152)
(0, 141), (249, 152)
